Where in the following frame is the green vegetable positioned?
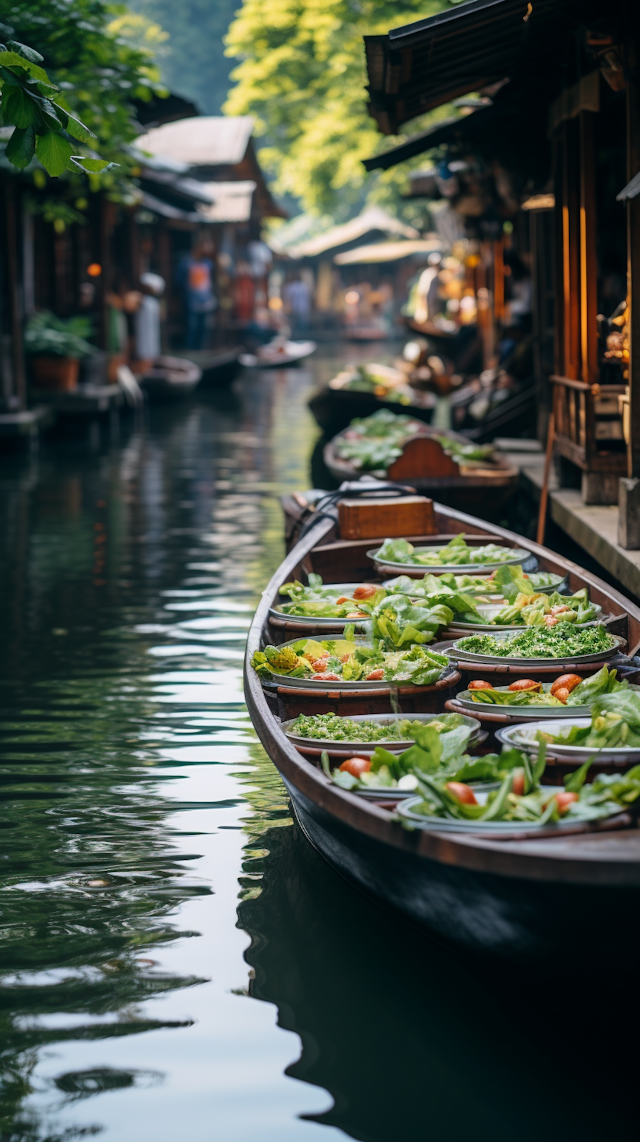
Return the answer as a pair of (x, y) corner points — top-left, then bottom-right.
(466, 667), (628, 707)
(385, 568), (561, 601)
(278, 574), (386, 617)
(339, 365), (410, 402)
(540, 690), (640, 750)
(410, 741), (640, 825)
(489, 588), (596, 627)
(376, 534), (521, 567)
(368, 594), (454, 647)
(290, 712), (466, 743)
(455, 622), (616, 659)
(322, 720), (503, 792)
(335, 409), (425, 471)
(251, 637), (449, 686)
(435, 436), (494, 464)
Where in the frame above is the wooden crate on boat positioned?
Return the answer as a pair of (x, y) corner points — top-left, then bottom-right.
(338, 494), (435, 540)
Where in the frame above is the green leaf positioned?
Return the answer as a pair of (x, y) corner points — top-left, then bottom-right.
(564, 758), (592, 794)
(3, 86), (42, 129)
(532, 740), (547, 785)
(5, 125), (35, 169)
(69, 157), (118, 174)
(36, 98), (66, 132)
(6, 41), (44, 64)
(0, 51), (49, 84)
(35, 131), (74, 177)
(63, 110), (95, 142)
(35, 81), (60, 97)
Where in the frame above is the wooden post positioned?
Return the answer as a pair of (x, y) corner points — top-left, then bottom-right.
(578, 110), (598, 385)
(619, 14), (640, 547)
(98, 194), (112, 352)
(5, 178), (26, 410)
(493, 236), (504, 323)
(562, 119), (581, 379)
(537, 410), (555, 546)
(626, 28), (640, 480)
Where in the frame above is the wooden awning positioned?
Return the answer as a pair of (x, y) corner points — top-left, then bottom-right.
(365, 0), (582, 134)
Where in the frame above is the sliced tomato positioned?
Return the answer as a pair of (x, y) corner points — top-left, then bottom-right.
(469, 679), (493, 691)
(445, 782), (478, 805)
(353, 584), (377, 600)
(508, 679), (542, 692)
(553, 791), (579, 816)
(512, 769), (525, 796)
(339, 757), (371, 777)
(365, 669), (385, 681)
(550, 673), (582, 696)
(311, 671), (340, 681)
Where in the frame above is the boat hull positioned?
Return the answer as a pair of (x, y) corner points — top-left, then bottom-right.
(286, 777), (640, 960)
(308, 387), (435, 435)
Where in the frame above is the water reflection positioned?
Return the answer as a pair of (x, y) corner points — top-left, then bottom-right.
(0, 369), (334, 1140)
(241, 820), (640, 1142)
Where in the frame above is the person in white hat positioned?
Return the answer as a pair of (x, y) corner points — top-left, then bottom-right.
(135, 272), (165, 368)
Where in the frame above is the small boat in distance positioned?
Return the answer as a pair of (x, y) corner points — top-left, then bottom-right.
(240, 339), (317, 369)
(138, 355), (202, 400)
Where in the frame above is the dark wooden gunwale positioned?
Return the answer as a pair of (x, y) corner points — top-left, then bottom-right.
(244, 502), (640, 890)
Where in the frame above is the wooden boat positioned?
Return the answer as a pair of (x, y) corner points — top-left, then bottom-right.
(309, 385), (436, 436)
(323, 425), (518, 515)
(244, 499), (640, 960)
(239, 339), (316, 369)
(181, 348), (241, 388)
(451, 379), (537, 442)
(138, 355), (202, 400)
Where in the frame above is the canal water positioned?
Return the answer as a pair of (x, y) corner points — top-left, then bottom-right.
(0, 354), (637, 1142)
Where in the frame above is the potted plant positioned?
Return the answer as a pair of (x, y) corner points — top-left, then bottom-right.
(25, 312), (96, 392)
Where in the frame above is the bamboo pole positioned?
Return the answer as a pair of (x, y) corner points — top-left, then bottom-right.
(536, 410), (555, 547)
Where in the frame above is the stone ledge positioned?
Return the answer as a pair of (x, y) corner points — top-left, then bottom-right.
(501, 450), (640, 602)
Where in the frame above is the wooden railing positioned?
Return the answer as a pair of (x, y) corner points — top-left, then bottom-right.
(550, 375), (627, 473)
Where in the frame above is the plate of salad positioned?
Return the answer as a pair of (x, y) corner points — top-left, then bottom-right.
(369, 534), (535, 575)
(383, 566), (568, 600)
(395, 739), (640, 833)
(497, 691), (640, 762)
(320, 720), (514, 799)
(281, 711), (483, 753)
(449, 623), (624, 665)
(446, 588), (603, 631)
(270, 576), (385, 627)
(455, 665), (633, 717)
(251, 635), (453, 689)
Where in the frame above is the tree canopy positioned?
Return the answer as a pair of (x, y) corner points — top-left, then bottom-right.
(0, 0), (165, 188)
(224, 0), (455, 220)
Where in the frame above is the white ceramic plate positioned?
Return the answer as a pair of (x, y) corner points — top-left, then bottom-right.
(496, 718), (640, 763)
(281, 711), (482, 752)
(369, 544), (536, 576)
(396, 787), (627, 833)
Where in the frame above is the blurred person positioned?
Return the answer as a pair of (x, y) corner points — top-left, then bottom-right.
(505, 252), (531, 326)
(283, 274), (311, 335)
(177, 241), (216, 350)
(135, 272), (165, 369)
(234, 260), (255, 324)
(413, 252), (442, 324)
